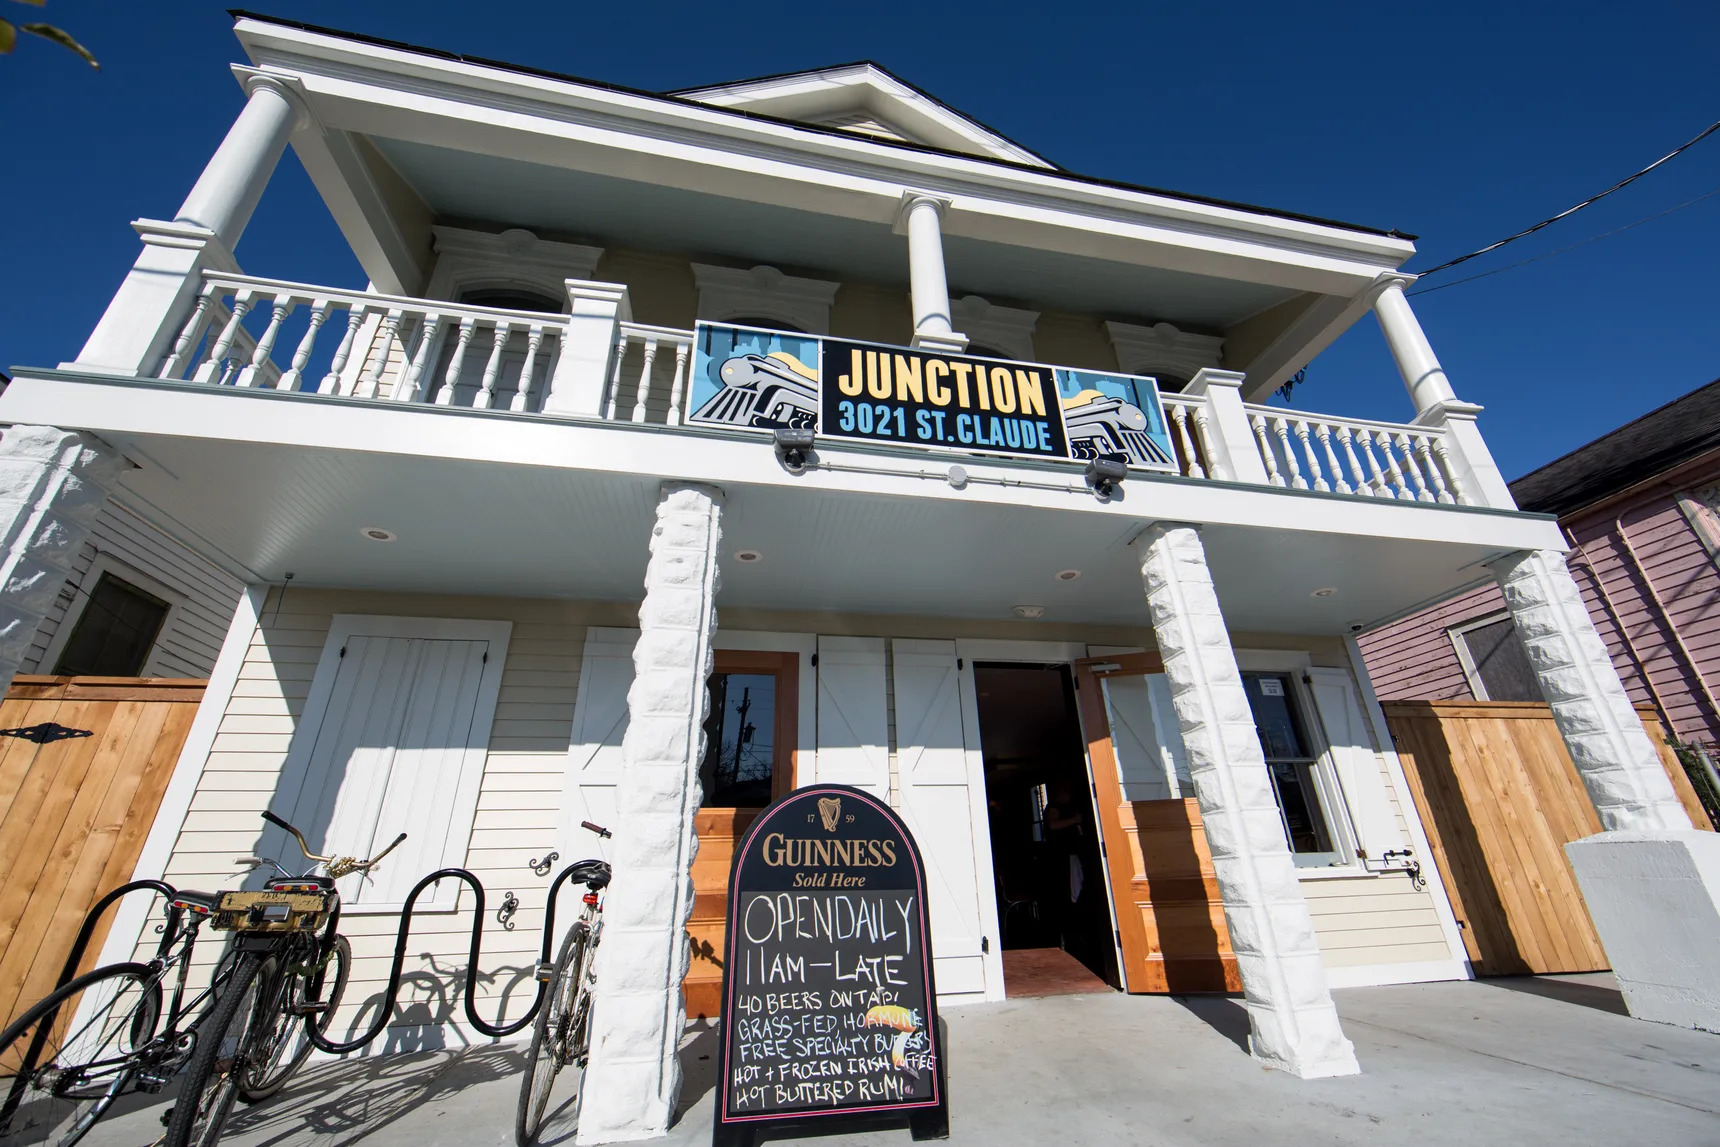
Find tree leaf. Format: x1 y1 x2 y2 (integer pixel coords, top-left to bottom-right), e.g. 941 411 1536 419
21 22 97 67
0 20 15 54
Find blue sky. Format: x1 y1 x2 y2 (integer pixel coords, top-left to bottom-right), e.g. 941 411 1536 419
4 1 1717 480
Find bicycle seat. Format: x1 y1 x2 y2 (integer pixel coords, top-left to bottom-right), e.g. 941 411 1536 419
563 859 611 890
171 889 220 914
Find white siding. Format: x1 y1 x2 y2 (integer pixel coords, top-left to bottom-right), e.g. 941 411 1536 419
23 500 244 678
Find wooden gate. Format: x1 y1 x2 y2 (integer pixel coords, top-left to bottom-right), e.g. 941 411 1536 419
1383 700 1711 976
0 675 205 1030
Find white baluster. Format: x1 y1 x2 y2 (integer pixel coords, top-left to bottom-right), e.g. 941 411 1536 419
1315 422 1351 494
394 314 443 402
1430 436 1469 506
278 298 330 391
475 322 510 411
1189 402 1225 480
320 308 364 394
1169 404 1205 479
1336 425 1371 497
1415 434 1455 505
632 338 660 423
513 325 546 413
194 290 253 385
1373 430 1407 499
160 281 220 380
1250 412 1284 487
437 318 477 405
666 341 690 426
1293 419 1328 491
1272 416 1307 490
604 332 629 421
357 309 404 399
237 295 291 388
1394 432 1435 502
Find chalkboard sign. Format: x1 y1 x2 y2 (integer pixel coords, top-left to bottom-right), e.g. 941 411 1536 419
713 784 948 1145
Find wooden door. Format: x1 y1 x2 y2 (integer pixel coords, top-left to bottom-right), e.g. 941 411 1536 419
1074 655 1239 993
0 676 205 1031
686 650 799 1019
1382 700 1708 976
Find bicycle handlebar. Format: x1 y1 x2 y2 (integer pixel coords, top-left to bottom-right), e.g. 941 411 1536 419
262 810 408 874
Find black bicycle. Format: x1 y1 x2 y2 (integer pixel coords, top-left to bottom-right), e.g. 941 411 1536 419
0 810 399 1147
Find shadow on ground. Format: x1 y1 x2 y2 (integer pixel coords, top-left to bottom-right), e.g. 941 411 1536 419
1172 994 1251 1052
1482 974 1629 1016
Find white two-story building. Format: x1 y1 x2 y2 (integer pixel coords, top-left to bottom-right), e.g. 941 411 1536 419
0 13 1697 1142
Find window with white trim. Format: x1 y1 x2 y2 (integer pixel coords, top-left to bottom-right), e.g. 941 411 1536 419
1450 613 1545 702
1241 671 1352 867
52 572 171 677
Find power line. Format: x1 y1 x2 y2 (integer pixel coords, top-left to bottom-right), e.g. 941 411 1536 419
1414 116 1720 278
1408 185 1720 296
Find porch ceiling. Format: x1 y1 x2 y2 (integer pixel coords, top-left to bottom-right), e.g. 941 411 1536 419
106 429 1501 635
369 137 1295 331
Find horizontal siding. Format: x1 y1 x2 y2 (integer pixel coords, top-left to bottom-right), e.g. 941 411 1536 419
1355 583 1500 701
1302 874 1452 967
23 501 245 678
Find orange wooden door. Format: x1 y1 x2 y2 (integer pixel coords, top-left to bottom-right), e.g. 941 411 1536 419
684 651 799 1019
0 676 205 1030
1074 655 1239 994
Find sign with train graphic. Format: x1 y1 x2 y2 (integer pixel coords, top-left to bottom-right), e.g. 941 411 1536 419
687 322 1178 471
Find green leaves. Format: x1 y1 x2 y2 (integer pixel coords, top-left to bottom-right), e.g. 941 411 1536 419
1 1 99 68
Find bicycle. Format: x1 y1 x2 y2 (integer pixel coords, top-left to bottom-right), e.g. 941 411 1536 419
0 810 400 1147
515 820 613 1146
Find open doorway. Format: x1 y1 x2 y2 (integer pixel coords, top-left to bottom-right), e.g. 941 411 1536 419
973 662 1121 996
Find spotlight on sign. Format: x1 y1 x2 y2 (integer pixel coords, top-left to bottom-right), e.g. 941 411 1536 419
1083 457 1128 499
773 428 816 473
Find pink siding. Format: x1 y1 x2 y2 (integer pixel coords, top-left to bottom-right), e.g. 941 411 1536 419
1356 582 1502 701
1566 487 1720 747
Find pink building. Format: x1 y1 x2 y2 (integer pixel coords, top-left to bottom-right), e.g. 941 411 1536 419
1359 378 1720 764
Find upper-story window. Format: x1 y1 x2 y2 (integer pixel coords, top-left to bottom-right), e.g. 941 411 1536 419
459 288 562 313
692 264 838 335
53 572 170 677
1450 614 1545 702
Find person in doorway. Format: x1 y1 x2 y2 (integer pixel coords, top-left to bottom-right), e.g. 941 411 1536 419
1040 779 1087 951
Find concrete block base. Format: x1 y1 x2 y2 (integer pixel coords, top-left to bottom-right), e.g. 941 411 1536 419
1566 831 1720 1032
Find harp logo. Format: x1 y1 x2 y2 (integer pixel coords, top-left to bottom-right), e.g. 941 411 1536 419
818 796 842 833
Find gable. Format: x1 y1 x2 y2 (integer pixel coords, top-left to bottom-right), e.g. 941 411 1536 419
671 62 1055 169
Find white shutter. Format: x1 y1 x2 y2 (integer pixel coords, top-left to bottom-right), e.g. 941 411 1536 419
1306 666 1404 860
559 627 637 863
814 636 888 796
892 639 990 999
277 616 508 910
1101 674 1193 800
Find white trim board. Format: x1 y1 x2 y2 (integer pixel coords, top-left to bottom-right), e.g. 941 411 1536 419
715 629 817 780
87 584 267 973
1323 958 1471 990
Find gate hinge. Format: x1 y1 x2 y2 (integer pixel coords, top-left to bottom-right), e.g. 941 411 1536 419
0 721 94 745
980 936 989 953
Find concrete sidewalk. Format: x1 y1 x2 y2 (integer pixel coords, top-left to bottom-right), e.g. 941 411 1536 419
81 975 1720 1146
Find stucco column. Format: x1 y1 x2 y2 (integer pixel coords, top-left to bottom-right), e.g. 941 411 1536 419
1135 522 1359 1079
1372 277 1458 415
0 427 127 692
579 482 724 1143
896 193 967 354
1494 549 1691 831
175 69 309 250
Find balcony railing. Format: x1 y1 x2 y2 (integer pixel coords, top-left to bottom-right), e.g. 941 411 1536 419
143 270 1481 507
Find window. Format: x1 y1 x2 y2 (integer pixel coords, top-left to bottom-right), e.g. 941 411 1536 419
1242 672 1345 866
700 650 799 808
52 572 170 677
1451 614 1545 702
724 317 803 334
457 288 562 313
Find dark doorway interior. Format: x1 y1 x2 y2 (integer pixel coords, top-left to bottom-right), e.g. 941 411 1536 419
973 663 1120 992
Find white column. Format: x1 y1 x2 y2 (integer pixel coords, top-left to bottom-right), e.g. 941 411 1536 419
175 69 308 250
0 427 127 692
1184 368 1270 484
896 193 967 354
543 280 632 419
1493 549 1691 832
1372 277 1458 415
579 482 724 1143
1135 522 1359 1079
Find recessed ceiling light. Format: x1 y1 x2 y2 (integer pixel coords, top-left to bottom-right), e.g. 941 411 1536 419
361 527 397 542
1055 569 1082 582
1310 587 1336 597
734 550 763 563
1013 605 1046 619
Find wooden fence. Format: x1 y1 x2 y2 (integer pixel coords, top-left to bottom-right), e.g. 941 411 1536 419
0 676 205 1031
1383 700 1711 976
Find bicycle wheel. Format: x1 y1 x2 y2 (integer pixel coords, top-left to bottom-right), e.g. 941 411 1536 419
238 934 350 1104
0 962 163 1147
164 952 275 1147
515 922 595 1146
